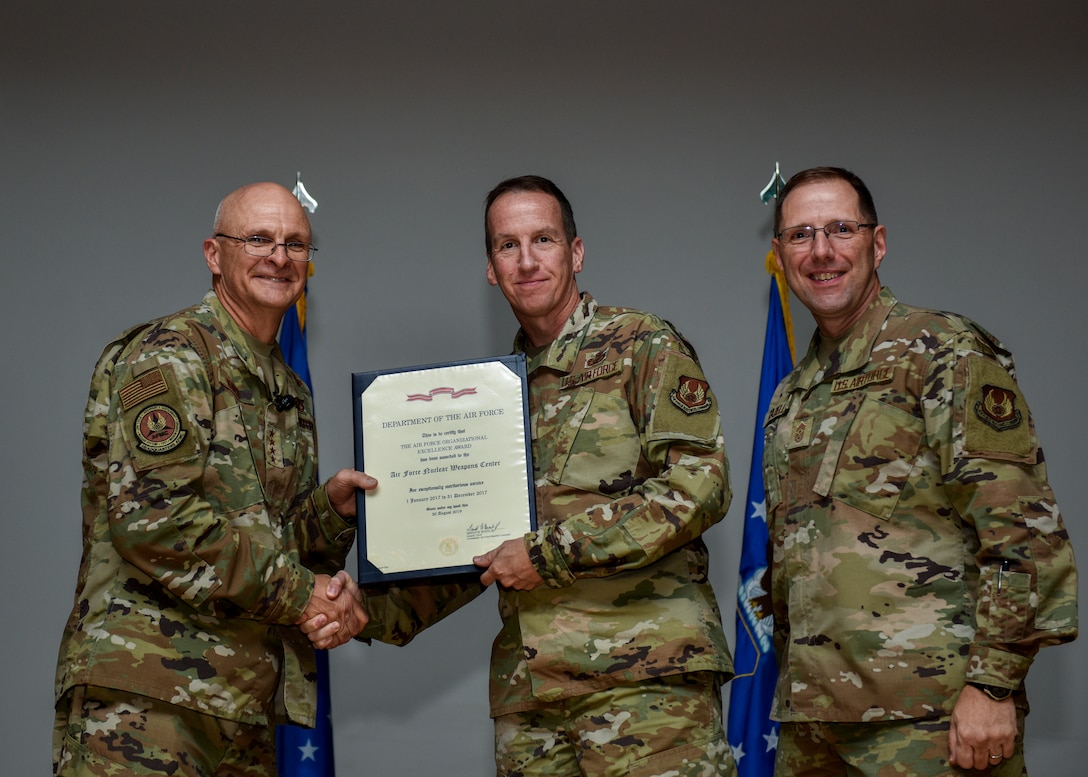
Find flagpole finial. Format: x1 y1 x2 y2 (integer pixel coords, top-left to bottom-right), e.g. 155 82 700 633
292 172 319 214
759 162 786 205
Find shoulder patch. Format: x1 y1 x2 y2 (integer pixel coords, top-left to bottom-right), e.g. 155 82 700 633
963 356 1034 459
133 404 187 454
669 375 712 415
119 362 201 469
975 385 1022 431
651 354 719 440
118 368 169 410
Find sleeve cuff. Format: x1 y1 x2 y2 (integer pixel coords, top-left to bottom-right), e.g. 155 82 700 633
526 529 576 588
268 563 316 625
313 483 358 538
965 644 1034 688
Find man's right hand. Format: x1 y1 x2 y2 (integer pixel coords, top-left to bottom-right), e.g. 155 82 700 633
298 570 367 649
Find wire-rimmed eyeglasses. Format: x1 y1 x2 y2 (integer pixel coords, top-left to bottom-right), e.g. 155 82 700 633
776 221 876 246
215 233 317 263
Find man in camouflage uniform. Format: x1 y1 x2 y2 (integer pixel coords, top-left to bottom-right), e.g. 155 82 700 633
473 175 735 776
54 182 374 777
763 167 1078 775
341 175 736 775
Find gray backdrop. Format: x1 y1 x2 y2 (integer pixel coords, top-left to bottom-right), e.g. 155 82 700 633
4 2 1085 775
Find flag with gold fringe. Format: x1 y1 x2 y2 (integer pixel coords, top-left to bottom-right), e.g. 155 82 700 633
726 251 794 775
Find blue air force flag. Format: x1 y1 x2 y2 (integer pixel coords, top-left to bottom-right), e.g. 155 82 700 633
726 272 794 775
277 290 336 777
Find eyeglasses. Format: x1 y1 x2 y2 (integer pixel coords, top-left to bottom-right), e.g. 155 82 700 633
215 233 317 263
776 221 876 246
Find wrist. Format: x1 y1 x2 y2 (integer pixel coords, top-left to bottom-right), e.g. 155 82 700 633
967 682 1014 701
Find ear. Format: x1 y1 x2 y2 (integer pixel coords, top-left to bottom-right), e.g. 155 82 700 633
571 236 585 274
871 224 887 270
485 257 498 286
204 237 222 276
771 238 785 273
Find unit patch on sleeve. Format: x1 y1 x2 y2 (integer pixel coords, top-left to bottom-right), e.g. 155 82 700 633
976 385 1021 431
120 362 201 468
670 375 712 415
963 356 1034 459
134 404 187 454
651 355 720 441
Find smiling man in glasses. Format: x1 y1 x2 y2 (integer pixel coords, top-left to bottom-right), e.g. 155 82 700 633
763 167 1078 775
54 182 375 777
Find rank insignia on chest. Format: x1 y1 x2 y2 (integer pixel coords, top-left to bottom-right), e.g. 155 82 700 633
975 384 1023 431
583 349 608 368
788 417 812 450
133 404 187 454
669 375 712 415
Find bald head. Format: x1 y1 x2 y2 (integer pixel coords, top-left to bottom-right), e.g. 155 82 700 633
213 182 311 237
204 181 314 343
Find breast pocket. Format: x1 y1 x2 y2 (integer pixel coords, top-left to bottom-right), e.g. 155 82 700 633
206 401 265 512
762 421 784 515
829 397 923 520
545 388 641 495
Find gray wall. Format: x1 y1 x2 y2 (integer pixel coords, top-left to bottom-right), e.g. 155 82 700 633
5 2 1085 774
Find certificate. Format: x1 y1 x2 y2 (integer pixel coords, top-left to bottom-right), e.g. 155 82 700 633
352 354 537 583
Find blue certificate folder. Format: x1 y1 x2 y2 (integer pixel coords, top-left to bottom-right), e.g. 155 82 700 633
352 354 537 584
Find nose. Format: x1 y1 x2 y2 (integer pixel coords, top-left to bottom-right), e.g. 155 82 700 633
266 243 292 264
811 229 835 259
516 246 538 269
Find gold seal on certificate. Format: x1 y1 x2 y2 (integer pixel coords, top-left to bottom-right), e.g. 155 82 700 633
352 354 537 583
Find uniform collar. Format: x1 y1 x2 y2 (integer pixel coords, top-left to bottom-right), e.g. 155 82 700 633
514 292 597 375
787 286 898 392
202 289 284 387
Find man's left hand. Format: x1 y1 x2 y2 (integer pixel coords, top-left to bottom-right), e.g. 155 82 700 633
325 469 377 518
474 539 544 591
948 684 1017 770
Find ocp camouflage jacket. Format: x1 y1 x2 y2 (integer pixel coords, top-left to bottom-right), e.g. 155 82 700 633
55 291 355 727
491 293 735 715
764 287 1078 723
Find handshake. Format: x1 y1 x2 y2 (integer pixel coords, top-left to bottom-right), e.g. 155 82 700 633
297 570 366 650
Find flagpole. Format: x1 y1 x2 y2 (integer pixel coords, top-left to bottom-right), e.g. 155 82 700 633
726 167 795 776
276 174 336 777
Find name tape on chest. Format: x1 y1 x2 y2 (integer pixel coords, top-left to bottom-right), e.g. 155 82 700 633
831 366 894 394
560 359 619 390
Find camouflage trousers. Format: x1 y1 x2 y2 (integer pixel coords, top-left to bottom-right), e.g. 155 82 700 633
775 712 1027 777
53 685 278 777
494 671 735 777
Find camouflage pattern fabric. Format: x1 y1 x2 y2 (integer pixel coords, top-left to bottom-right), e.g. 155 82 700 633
491 293 734 715
494 672 734 777
357 575 486 646
55 291 357 732
54 685 277 776
776 712 1027 777
763 287 1078 724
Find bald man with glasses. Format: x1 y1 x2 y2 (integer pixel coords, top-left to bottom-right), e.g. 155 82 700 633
54 182 375 777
